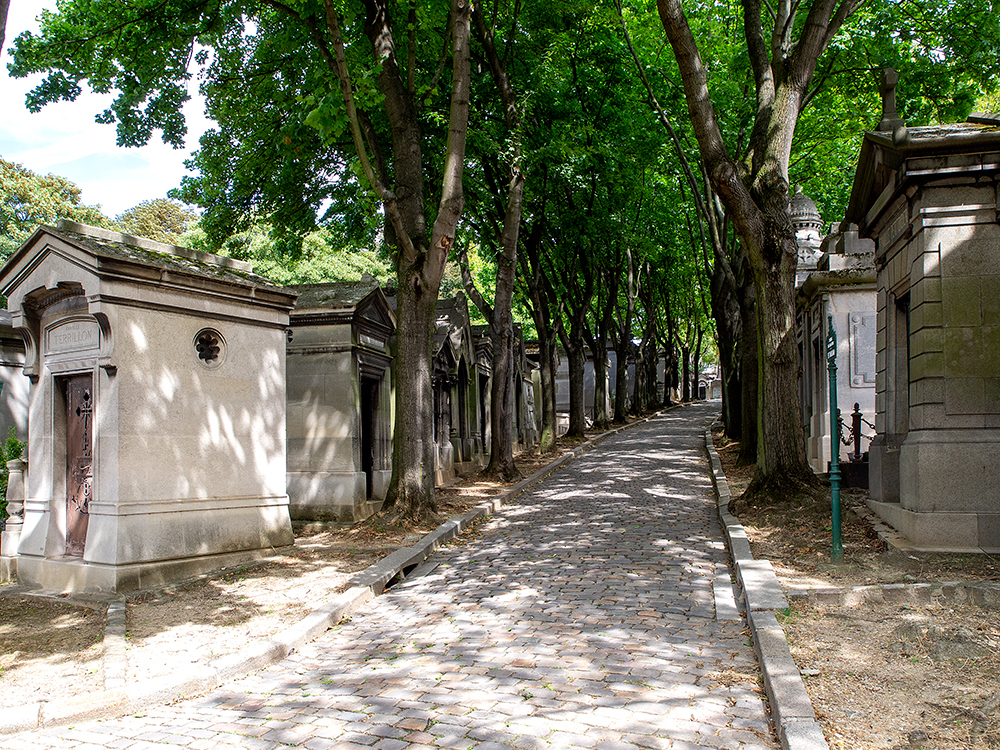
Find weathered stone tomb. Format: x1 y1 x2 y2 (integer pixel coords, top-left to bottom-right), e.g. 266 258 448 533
433 294 485 482
796 218 878 476
285 279 395 522
846 97 1000 549
0 220 297 592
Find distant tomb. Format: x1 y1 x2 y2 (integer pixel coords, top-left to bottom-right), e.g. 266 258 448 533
0 221 296 593
285 279 395 522
796 217 877 476
433 294 484 482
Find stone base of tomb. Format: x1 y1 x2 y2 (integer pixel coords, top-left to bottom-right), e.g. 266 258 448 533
0 555 15 583
865 499 1000 553
12 499 294 594
287 470 389 523
1 525 21 582
868 436 900 504
14 544 295 595
866 429 1000 551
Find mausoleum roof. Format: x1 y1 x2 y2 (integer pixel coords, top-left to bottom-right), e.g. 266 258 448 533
790 187 823 229
40 220 288 292
292 277 381 310
846 113 1000 230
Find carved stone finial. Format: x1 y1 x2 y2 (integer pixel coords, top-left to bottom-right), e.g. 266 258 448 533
878 67 906 133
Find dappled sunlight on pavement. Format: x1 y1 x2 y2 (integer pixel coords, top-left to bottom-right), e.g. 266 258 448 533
9 402 775 750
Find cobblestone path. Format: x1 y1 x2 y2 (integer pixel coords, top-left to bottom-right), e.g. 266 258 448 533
9 402 775 750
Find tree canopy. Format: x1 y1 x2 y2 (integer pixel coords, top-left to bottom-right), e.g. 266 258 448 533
115 198 198 244
0 158 111 258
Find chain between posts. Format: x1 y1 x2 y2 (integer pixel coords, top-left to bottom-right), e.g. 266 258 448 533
826 315 844 564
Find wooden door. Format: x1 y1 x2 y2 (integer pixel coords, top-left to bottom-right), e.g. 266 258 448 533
65 375 93 556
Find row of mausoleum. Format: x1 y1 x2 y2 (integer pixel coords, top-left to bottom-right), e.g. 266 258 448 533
0 221 540 593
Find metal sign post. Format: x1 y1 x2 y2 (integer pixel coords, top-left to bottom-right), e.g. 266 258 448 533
826 315 844 563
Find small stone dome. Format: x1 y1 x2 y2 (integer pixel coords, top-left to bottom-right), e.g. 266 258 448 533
790 186 823 232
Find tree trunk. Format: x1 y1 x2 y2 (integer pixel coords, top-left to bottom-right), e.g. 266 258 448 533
712 280 741 434
519 223 558 452
565 330 587 437
753 239 810 478
681 346 691 402
633 339 649 414
0 0 9 57
537 330 558 452
613 329 631 423
613 245 636 424
692 326 703 399
465 4 524 482
656 0 851 494
349 0 471 520
591 345 609 429
738 274 759 464
486 323 517 477
647 345 661 407
723 362 742 439
386 279 440 517
586 270 616 431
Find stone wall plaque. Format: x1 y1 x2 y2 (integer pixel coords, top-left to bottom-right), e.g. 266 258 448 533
850 313 877 387
46 319 100 356
881 207 908 251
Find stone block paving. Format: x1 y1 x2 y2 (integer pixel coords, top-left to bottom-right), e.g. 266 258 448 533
9 402 775 750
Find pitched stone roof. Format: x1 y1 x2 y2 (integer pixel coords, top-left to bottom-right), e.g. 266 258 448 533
291 277 380 310
37 220 286 292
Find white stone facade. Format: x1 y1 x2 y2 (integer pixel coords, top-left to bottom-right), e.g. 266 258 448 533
796 224 877 475
0 221 296 593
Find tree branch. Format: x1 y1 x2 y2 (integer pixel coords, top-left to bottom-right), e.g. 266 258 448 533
457 244 494 321
427 0 472 276
321 0 416 260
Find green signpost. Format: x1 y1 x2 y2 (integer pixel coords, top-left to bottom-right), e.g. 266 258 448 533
826 315 844 564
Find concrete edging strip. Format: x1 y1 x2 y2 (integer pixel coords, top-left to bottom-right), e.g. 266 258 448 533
704 427 829 750
2 406 679 736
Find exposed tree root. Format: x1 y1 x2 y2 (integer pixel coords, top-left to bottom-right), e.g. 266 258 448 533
480 464 523 483
370 497 434 529
729 468 826 516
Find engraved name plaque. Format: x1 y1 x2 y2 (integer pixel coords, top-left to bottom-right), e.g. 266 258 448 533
46 320 101 355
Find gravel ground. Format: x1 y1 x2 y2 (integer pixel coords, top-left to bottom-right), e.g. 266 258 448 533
715 430 1000 750
0 440 580 711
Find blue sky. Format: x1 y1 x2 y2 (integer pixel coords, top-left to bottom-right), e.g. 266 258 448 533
1 3 209 217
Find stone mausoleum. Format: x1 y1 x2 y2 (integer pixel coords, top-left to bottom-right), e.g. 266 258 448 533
846 79 1000 549
796 212 878 477
0 220 297 593
285 279 395 522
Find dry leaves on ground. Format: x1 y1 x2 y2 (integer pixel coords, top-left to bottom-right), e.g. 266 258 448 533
0 437 585 711
714 428 1000 750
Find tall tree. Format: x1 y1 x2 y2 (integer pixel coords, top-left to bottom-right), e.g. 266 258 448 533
116 198 198 244
9 0 473 520
651 0 1000 495
518 214 559 453
617 0 754 444
0 158 111 258
331 0 472 520
456 1 527 482
655 0 859 495
0 0 9 57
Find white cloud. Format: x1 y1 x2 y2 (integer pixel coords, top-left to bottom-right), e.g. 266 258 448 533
0 2 211 217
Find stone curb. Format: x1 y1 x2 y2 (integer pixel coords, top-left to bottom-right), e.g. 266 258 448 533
787 579 1000 609
1 405 680 737
704 427 829 750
